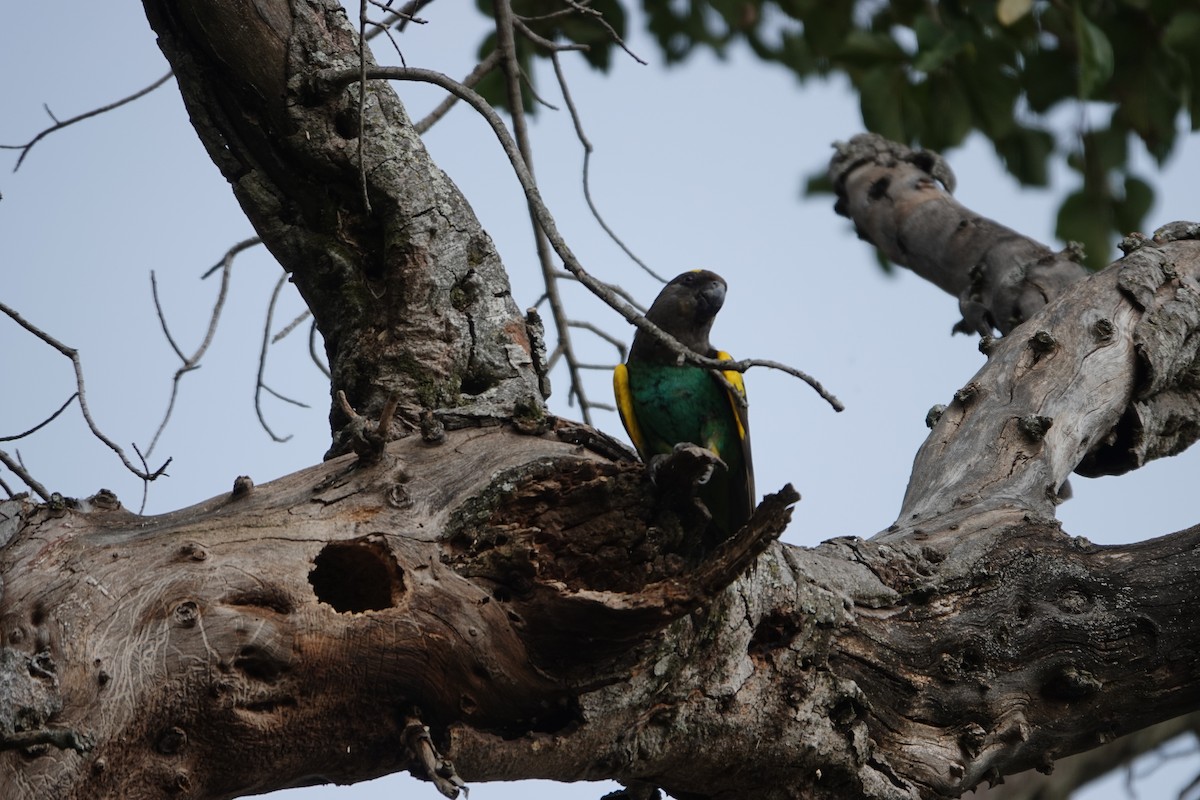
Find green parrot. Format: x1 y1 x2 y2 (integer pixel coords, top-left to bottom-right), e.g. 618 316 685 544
613 269 755 538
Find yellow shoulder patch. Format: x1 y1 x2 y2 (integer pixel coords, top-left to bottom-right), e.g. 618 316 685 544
613 363 648 457
715 350 748 441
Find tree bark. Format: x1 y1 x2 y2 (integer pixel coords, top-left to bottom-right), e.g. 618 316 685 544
4 4 1200 800
140 0 547 455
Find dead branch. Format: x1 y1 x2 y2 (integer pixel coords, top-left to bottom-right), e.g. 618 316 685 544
316 65 843 412
829 132 1090 336
549 51 665 283
1 73 173 171
0 393 78 443
254 274 308 443
0 449 51 502
0 301 170 481
146 237 260 457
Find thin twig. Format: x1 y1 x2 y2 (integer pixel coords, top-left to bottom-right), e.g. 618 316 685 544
316 67 843 412
365 19 408 61
202 236 261 278
0 476 13 498
255 274 298 442
358 0 374 213
562 0 647 65
414 51 500 135
0 393 78 442
513 17 590 52
0 450 52 502
262 384 311 408
132 443 155 515
552 269 646 312
2 73 173 172
272 309 312 344
146 238 258 457
551 52 665 283
568 319 627 360
521 64 560 112
309 320 331 379
0 301 174 478
494 0 594 423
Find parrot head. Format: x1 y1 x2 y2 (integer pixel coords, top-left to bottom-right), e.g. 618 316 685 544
634 270 728 359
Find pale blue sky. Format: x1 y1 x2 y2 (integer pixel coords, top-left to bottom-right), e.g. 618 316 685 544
2 4 1198 799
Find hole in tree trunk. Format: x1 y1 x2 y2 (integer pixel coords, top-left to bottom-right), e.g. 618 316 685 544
309 537 404 613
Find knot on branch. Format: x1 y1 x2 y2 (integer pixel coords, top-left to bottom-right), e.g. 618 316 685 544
331 391 400 463
1079 234 1200 476
829 133 956 207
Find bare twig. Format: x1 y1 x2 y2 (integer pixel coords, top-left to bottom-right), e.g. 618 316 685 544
414 51 501 135
513 17 589 53
358 0 373 213
494 0 594 422
309 320 331 379
0 450 52 502
255 274 301 442
568 319 627 360
0 476 13 498
552 51 665 283
365 19 408 61
131 443 154 515
146 237 260 457
1 73 173 171
0 393 78 442
0 301 174 478
552 269 646 312
561 0 647 65
272 309 312 344
262 384 311 409
315 67 843 412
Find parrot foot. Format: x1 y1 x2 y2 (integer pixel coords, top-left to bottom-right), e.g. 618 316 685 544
647 444 725 492
646 444 728 538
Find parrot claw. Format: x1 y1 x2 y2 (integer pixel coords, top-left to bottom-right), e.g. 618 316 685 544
647 444 725 493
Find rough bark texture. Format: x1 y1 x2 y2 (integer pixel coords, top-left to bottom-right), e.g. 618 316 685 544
141 0 547 453
4 4 1200 800
829 133 1090 336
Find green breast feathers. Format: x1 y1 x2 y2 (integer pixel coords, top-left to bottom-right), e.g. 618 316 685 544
613 270 755 537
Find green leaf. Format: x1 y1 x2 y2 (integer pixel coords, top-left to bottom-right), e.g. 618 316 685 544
837 30 907 66
959 44 1020 137
1085 126 1128 174
1023 47 1076 113
995 126 1055 186
911 15 967 74
858 67 907 141
802 170 833 197
1056 188 1113 270
1074 3 1114 99
1114 174 1154 233
920 74 973 150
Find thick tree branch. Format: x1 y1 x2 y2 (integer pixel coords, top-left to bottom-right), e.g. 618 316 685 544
829 133 1090 336
3 419 1199 799
141 0 545 449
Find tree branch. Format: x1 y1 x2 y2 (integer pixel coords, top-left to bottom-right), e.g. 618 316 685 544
829 133 1090 336
1 73 172 171
315 64 843 412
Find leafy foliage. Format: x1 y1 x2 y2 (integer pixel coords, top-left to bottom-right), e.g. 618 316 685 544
475 1 1199 268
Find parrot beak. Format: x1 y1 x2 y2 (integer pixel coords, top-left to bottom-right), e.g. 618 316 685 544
697 278 726 317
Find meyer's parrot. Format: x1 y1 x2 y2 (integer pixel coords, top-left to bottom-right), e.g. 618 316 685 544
613 269 755 537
